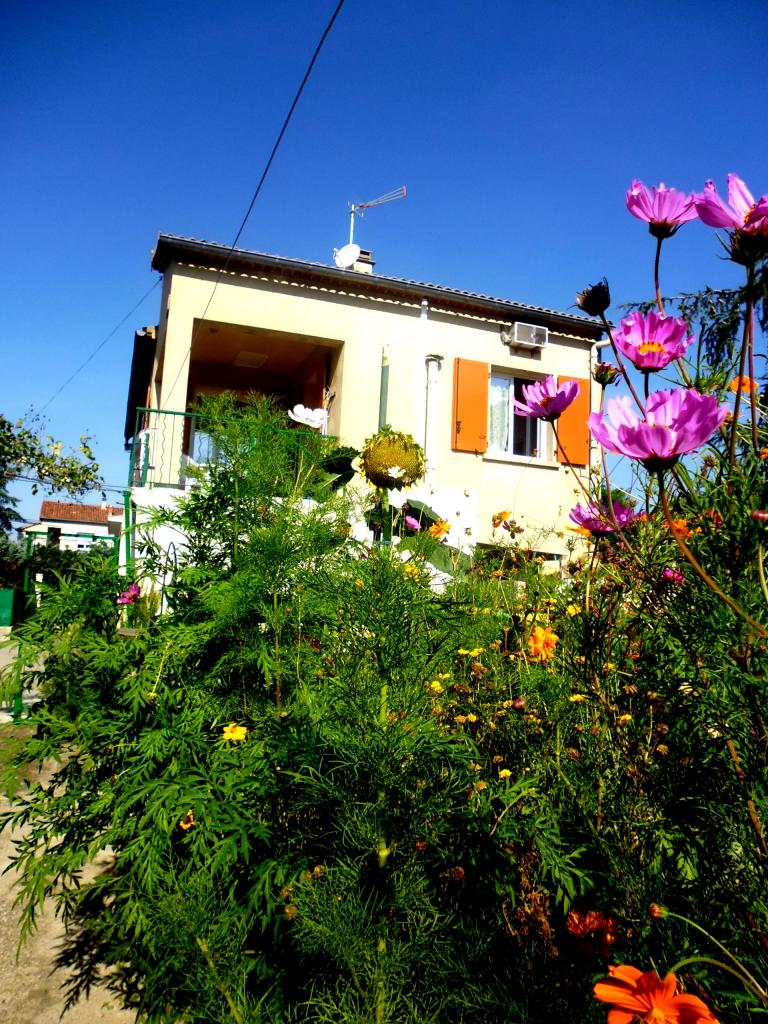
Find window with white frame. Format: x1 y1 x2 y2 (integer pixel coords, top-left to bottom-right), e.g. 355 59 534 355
488 374 542 458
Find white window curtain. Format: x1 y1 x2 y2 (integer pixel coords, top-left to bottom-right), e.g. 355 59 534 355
489 375 540 457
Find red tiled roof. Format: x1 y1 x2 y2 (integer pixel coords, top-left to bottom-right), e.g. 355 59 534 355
40 501 123 525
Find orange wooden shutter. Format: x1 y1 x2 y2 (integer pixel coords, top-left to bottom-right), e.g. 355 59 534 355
557 376 593 468
556 376 590 466
452 358 488 453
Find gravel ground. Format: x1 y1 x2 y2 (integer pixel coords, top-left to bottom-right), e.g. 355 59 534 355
0 631 135 1024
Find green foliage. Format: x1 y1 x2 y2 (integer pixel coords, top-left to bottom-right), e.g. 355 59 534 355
2 392 767 1023
0 412 103 531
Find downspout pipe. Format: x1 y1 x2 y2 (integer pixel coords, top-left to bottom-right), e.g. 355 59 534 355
378 345 390 430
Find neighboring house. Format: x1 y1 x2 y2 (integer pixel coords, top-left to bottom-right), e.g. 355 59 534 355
124 234 606 560
22 501 123 552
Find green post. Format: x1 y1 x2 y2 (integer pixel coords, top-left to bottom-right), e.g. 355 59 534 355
123 490 133 578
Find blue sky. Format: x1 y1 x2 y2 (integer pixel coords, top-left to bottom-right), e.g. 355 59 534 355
2 0 766 523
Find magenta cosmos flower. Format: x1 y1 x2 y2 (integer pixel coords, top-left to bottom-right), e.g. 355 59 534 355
117 582 141 606
513 376 579 422
695 174 768 235
626 180 698 238
588 388 728 472
569 500 638 535
612 311 694 371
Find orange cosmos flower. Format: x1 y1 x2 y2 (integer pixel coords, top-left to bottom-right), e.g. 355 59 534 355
668 518 691 540
593 965 719 1024
491 509 511 529
528 625 558 661
729 375 757 395
428 518 451 539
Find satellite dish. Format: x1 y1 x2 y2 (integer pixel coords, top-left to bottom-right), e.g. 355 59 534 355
334 242 361 269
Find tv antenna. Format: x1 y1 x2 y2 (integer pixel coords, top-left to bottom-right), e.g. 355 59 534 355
333 186 407 269
348 185 407 245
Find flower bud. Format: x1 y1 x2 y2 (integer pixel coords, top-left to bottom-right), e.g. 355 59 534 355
751 510 768 523
593 362 620 388
576 278 611 317
648 903 667 920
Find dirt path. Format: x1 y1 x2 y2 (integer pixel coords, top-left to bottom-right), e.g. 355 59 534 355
0 635 135 1023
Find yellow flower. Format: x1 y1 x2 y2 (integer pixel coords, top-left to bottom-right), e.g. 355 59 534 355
527 626 558 662
427 680 444 695
354 578 364 589
656 744 670 755
428 518 451 539
457 647 484 658
178 809 195 831
569 694 586 703
402 563 421 579
498 768 512 779
491 510 511 529
466 713 478 723
222 722 248 742
566 604 581 617
617 713 633 725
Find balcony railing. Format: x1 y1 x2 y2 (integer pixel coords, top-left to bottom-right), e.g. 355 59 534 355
127 407 332 490
128 408 214 489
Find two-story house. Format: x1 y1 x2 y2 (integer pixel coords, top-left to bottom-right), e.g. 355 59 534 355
124 234 605 563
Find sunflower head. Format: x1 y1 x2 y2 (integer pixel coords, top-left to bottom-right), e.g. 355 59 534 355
359 427 426 491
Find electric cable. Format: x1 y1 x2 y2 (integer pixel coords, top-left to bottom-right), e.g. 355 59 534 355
162 0 347 403
39 278 161 413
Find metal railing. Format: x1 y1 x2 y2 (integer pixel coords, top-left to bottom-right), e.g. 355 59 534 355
127 407 332 490
128 408 213 489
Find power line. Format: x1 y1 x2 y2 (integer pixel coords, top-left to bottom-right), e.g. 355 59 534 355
163 0 347 403
39 278 161 413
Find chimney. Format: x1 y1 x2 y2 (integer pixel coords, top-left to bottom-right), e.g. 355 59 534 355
352 248 376 274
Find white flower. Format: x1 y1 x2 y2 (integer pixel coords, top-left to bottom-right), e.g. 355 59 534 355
288 405 327 430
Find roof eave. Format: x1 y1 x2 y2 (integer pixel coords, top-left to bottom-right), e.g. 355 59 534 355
151 234 605 340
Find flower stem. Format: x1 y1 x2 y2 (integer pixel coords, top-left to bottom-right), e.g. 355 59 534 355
758 544 768 610
728 266 754 466
599 312 645 412
654 236 664 315
667 955 768 1005
662 910 768 1004
657 472 767 637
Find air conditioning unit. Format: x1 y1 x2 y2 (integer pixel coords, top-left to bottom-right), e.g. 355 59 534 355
500 322 549 350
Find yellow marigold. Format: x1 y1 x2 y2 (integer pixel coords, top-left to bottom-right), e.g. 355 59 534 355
569 693 586 703
566 604 581 617
427 680 444 695
222 722 248 742
498 768 512 779
729 375 758 395
466 713 478 723
491 510 511 529
617 713 633 725
428 518 451 539
527 626 558 662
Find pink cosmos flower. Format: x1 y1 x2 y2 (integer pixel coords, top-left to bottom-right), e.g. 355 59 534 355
612 311 694 372
569 501 638 535
404 514 421 531
588 388 728 473
513 376 579 422
663 567 685 584
117 583 141 606
694 174 768 235
626 180 698 238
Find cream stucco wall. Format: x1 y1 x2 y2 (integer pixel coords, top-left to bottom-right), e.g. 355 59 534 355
145 262 601 556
